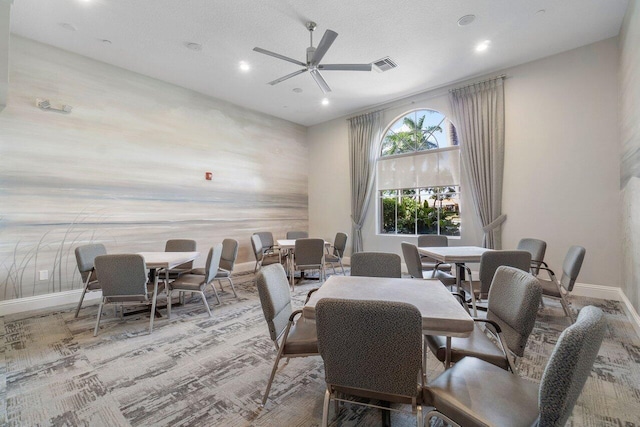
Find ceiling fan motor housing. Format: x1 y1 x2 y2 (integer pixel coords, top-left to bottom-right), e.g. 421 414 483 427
306 46 316 66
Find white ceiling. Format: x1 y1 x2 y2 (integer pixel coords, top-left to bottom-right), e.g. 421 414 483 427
9 0 628 126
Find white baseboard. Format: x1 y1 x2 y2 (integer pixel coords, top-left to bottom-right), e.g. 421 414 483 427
0 288 102 317
2 271 639 339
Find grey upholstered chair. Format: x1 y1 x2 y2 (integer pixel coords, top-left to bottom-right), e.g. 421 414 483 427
256 264 319 407
538 245 586 322
462 250 531 316
286 231 308 239
293 238 326 285
517 238 547 276
192 238 239 301
417 235 452 273
165 239 197 279
93 254 160 336
426 266 542 372
424 305 606 427
74 243 107 318
349 252 401 278
166 244 222 318
254 231 277 252
251 234 280 272
324 232 348 276
315 298 424 427
402 242 456 284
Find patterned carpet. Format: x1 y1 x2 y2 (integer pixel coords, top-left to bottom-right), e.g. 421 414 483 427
1 269 640 426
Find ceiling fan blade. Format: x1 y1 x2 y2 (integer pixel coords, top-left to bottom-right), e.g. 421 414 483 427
319 64 372 71
310 69 331 93
268 68 308 85
253 47 306 67
310 29 338 66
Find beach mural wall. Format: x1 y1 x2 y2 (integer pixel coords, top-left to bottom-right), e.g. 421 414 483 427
0 36 308 301
621 1 640 313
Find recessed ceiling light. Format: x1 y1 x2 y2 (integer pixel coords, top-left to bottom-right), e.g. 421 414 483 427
321 98 329 106
239 61 250 72
59 23 77 31
292 88 303 93
457 15 476 26
475 40 491 52
185 42 202 51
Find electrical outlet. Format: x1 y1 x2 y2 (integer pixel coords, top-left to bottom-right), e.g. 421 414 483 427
39 270 49 281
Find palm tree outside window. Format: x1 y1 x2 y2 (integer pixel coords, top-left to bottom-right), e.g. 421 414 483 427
378 109 461 236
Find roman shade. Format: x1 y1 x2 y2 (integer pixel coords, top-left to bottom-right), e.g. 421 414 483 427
376 147 460 191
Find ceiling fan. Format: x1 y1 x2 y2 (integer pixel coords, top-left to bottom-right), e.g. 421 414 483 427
253 21 372 94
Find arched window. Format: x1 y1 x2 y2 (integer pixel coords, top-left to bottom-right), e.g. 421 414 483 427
377 109 461 236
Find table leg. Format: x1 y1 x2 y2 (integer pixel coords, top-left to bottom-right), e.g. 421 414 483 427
149 271 159 333
445 336 452 369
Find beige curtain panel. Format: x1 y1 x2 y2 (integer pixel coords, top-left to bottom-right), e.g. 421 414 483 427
449 77 506 249
348 111 382 253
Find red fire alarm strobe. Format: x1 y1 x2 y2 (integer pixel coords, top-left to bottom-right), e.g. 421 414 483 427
205 172 213 180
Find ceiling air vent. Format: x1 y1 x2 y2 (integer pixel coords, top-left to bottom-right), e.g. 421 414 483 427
372 57 397 73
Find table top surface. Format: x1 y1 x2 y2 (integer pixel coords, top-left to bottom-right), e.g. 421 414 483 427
277 239 330 249
137 251 200 269
417 246 491 263
303 275 474 337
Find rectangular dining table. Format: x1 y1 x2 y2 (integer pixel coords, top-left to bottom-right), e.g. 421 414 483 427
137 251 200 332
303 275 474 369
276 239 330 286
417 246 491 291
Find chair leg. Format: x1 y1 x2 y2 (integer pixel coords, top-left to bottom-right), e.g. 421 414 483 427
227 277 238 298
416 405 423 427
261 351 284 407
167 288 172 319
209 281 221 305
322 388 332 427
93 301 105 336
74 282 90 318
559 294 573 322
199 291 212 317
149 281 159 334
339 259 345 276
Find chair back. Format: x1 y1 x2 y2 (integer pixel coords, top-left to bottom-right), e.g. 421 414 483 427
94 254 148 299
538 306 606 426
75 243 107 282
204 244 223 284
479 250 531 297
417 235 448 263
251 234 264 262
316 298 423 399
517 238 547 275
401 242 424 279
487 266 542 357
165 239 197 269
350 252 402 278
220 239 239 272
286 231 308 239
255 232 274 249
332 232 348 257
294 238 324 268
256 264 292 342
560 246 586 292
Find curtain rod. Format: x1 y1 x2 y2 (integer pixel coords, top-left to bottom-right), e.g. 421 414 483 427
449 74 506 92
347 73 508 121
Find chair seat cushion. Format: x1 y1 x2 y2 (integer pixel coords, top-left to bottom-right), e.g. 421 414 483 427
325 254 341 263
215 269 231 278
539 278 562 298
426 324 509 370
262 254 281 266
170 274 206 292
283 316 319 355
424 357 539 427
190 267 205 276
87 280 101 291
422 269 455 281
421 261 452 272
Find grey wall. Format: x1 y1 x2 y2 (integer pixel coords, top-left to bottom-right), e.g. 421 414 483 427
0 36 308 300
620 1 640 312
309 38 621 289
